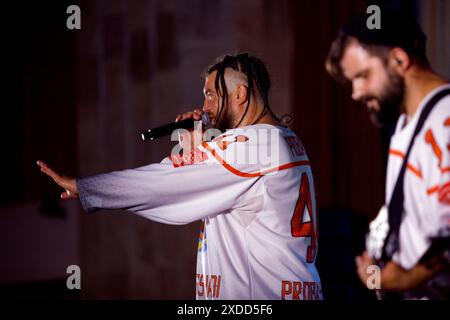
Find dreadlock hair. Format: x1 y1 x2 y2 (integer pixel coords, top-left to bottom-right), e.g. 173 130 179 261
205 53 281 128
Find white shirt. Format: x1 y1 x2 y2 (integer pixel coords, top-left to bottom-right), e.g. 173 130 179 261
77 124 323 299
367 84 450 269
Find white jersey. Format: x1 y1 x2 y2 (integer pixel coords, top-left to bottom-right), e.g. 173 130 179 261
77 123 322 300
367 85 450 269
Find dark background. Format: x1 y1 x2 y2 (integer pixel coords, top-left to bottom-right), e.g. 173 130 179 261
1 0 449 299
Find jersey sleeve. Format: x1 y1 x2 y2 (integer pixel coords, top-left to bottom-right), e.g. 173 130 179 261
423 97 450 238
76 140 264 225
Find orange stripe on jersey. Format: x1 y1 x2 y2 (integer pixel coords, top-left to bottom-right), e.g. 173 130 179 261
424 129 443 166
217 135 249 150
445 118 450 153
438 181 450 204
443 167 450 174
388 149 423 179
202 142 310 178
444 117 450 126
427 185 439 195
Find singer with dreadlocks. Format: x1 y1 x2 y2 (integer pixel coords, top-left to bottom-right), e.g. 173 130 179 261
37 53 322 300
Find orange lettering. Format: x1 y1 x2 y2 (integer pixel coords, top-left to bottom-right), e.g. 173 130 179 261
293 281 302 300
425 129 442 166
281 280 292 300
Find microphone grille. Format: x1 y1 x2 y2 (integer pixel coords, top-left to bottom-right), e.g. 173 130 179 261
201 112 211 126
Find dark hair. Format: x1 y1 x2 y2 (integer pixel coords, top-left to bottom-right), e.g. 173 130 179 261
205 53 279 128
325 11 429 83
326 33 393 83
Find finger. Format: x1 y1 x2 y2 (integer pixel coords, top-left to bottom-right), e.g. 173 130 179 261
37 160 50 171
357 270 368 285
61 190 78 200
42 165 61 183
37 161 61 181
61 190 77 200
192 109 203 120
176 113 192 122
362 252 374 265
179 112 198 121
176 113 190 122
61 191 70 199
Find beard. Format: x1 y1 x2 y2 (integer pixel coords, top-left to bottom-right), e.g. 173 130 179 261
364 70 405 128
213 98 244 132
213 103 232 133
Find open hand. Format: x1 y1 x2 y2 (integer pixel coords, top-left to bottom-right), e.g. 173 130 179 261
37 160 79 200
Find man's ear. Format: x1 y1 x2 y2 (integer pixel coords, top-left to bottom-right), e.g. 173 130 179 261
389 47 410 75
235 85 249 105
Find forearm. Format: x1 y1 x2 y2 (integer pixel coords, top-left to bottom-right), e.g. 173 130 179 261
381 260 444 291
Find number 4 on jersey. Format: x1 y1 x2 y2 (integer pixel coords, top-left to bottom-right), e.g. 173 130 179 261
291 173 318 263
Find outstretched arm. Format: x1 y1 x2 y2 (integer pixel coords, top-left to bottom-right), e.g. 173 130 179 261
36 109 203 202
37 160 79 200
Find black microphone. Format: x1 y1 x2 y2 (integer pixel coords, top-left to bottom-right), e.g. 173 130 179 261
141 112 211 141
